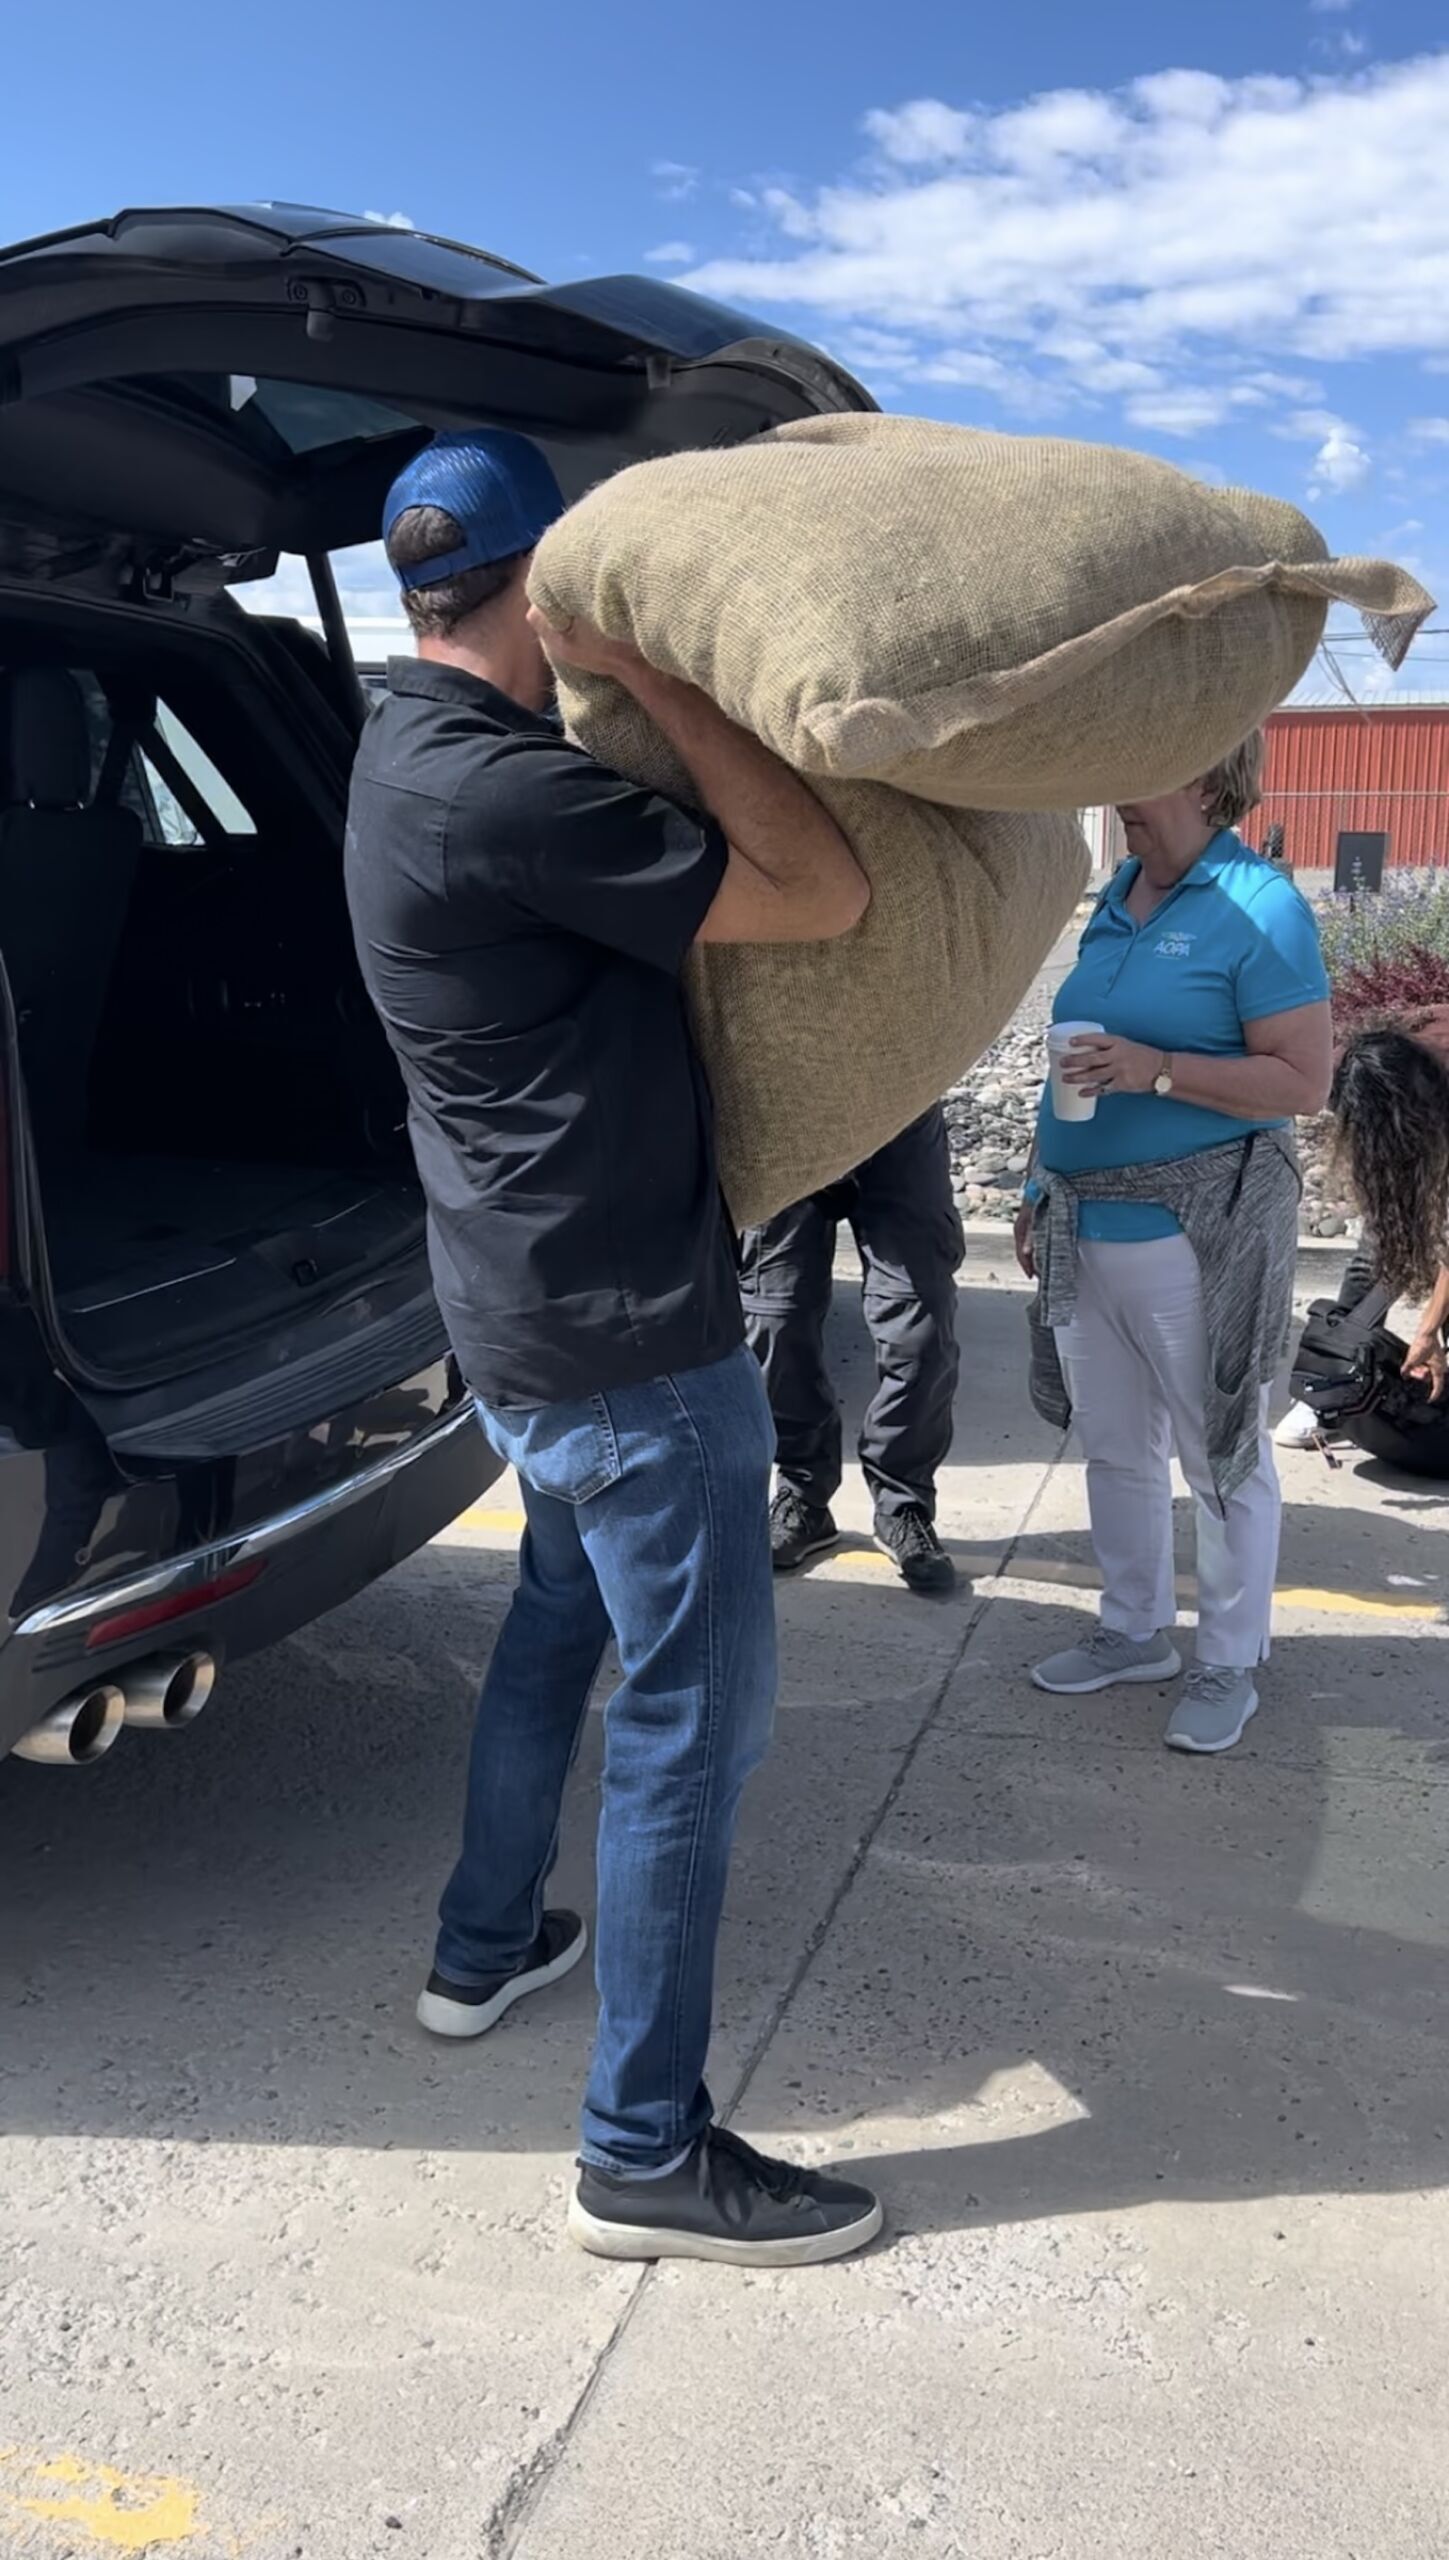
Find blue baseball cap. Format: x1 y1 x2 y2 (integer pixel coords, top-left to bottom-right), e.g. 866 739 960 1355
382 429 566 591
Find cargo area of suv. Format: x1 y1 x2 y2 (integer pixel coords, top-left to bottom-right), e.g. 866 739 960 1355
0 203 869 1409
0 603 421 1384
0 202 874 1765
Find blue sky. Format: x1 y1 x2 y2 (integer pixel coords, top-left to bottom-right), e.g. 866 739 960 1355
6 0 1447 688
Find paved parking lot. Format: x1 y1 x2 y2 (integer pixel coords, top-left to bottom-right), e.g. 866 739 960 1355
3 1243 1447 2559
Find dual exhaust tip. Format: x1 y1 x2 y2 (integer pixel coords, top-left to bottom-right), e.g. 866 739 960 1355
12 1652 216 1767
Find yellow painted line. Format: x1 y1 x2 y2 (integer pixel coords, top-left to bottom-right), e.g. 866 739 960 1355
441 1511 1438 1617
1275 1585 1434 1619
454 1503 526 1534
0 2450 203 2551
445 1515 903 1578
1003 1565 1435 1620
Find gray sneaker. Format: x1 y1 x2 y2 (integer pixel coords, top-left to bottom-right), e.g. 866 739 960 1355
1032 1625 1182 1695
1165 1666 1259 1755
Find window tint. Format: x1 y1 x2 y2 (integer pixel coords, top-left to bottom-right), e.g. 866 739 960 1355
67 670 257 848
145 705 256 844
128 372 415 460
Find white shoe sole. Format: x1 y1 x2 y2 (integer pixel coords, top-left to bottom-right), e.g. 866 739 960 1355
566 2191 884 2267
416 1921 588 2040
1165 1692 1259 1755
1033 1646 1182 1695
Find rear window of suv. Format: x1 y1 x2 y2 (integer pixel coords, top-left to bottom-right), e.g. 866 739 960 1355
71 672 257 847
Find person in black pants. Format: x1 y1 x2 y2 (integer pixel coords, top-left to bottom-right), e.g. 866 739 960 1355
741 1105 964 1593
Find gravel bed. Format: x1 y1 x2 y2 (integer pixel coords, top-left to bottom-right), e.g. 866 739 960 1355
946 976 1354 1239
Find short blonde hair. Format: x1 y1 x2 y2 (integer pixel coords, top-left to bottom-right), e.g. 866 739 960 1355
1201 729 1265 832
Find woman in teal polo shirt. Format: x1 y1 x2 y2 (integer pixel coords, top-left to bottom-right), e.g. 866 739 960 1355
1015 732 1332 1754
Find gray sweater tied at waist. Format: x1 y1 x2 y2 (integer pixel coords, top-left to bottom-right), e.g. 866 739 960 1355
1027 1127 1303 1508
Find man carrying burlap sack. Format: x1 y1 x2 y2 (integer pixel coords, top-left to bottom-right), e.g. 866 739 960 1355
344 430 882 2268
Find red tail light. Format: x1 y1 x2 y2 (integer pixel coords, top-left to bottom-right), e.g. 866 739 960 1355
85 1560 266 1651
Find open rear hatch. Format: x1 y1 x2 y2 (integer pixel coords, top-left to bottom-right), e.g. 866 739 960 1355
0 205 872 1454
0 203 870 586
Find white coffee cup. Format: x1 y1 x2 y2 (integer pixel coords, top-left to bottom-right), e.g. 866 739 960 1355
1047 1020 1106 1123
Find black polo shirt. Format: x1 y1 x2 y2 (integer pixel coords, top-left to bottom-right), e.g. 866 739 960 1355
344 659 743 1406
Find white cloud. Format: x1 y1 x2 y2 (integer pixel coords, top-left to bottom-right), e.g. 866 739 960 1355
1410 418 1449 444
1308 426 1372 496
825 329 1066 413
759 186 819 240
1309 0 1353 12
1130 67 1231 124
988 88 1128 170
683 53 1449 426
1125 385 1234 436
1355 654 1403 701
1281 406 1360 443
1274 404 1375 499
863 99 975 166
1239 368 1322 403
363 209 414 230
1313 22 1369 60
645 240 696 265
910 349 1065 413
652 160 701 202
241 542 402 626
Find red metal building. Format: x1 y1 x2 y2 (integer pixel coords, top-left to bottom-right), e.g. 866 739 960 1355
1259 694 1449 871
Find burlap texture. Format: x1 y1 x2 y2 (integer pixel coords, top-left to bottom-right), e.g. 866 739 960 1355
540 665 1088 1226
688 792 1088 1225
531 413 1434 812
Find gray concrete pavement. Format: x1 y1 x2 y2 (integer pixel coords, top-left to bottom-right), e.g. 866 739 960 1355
2 1258 1447 2560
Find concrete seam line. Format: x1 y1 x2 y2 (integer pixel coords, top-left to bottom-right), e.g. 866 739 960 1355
488 2267 657 2559
719 1433 1072 2128
497 1435 1071 2557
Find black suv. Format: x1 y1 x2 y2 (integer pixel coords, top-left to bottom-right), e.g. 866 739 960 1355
0 204 869 1769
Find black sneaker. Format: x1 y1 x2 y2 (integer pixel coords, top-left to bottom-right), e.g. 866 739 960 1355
875 1505 955 1594
416 1910 587 2040
769 1490 840 1574
568 2125 884 2267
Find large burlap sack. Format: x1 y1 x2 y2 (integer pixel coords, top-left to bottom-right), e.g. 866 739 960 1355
530 414 1433 811
687 792 1087 1225
534 658 1088 1224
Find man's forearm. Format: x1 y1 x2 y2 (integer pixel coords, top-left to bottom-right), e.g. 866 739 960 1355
627 665 862 904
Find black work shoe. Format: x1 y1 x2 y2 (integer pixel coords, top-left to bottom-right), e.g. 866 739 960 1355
875 1505 956 1594
769 1490 840 1574
568 2125 884 2267
416 1910 587 2040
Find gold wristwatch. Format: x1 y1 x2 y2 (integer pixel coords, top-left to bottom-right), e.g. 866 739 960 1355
1152 1052 1175 1097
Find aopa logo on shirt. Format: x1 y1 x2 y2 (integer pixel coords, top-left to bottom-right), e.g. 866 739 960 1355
1153 931 1195 958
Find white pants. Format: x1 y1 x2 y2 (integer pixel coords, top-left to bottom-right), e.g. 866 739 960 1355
1053 1233 1281 1669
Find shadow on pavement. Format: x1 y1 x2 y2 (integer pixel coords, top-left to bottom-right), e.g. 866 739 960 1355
782 1611 1449 2239
3 1263 1445 2252
3 1541 1445 2228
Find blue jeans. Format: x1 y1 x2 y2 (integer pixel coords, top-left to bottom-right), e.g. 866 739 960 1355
434 1345 778 2174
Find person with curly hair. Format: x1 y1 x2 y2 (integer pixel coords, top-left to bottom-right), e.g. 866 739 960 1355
1278 1029 1449 1436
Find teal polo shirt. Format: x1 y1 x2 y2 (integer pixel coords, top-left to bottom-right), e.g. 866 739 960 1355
1036 831 1329 1241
